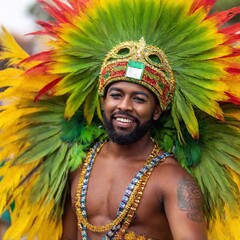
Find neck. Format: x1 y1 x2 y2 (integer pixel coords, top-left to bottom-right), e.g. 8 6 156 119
104 134 156 161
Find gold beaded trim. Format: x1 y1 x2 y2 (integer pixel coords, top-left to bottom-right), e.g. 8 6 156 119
113 167 154 239
123 232 151 240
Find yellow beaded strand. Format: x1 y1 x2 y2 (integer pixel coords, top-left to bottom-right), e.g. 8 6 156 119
113 166 154 239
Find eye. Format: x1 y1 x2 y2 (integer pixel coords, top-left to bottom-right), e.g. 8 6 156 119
133 96 146 103
109 92 122 99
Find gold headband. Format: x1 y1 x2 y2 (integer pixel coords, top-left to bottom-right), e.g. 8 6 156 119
99 38 175 111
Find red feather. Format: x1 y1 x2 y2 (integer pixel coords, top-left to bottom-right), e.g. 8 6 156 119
24 62 51 75
38 0 69 23
32 0 90 37
226 93 240 105
36 20 55 36
225 48 240 58
220 23 240 35
52 0 78 16
69 0 89 14
21 51 53 64
52 0 73 12
35 77 62 101
224 35 240 45
29 30 51 36
190 0 216 13
209 7 240 26
220 23 240 44
226 68 240 75
25 20 56 37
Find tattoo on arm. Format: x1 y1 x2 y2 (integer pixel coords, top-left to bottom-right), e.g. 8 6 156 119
177 177 204 223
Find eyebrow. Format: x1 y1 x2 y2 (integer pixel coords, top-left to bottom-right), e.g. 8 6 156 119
108 87 150 98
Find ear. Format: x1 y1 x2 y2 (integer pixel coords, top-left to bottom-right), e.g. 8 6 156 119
153 104 161 121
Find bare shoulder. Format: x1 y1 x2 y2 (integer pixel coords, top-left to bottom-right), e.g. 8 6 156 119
153 153 202 204
154 151 195 178
152 153 205 222
153 153 191 181
149 153 208 239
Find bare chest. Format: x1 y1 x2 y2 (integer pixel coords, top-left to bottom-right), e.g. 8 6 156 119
72 155 173 239
88 167 134 219
77 158 161 226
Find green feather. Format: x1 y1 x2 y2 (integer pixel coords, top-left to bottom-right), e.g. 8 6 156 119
46 144 69 204
181 88 223 119
174 90 199 138
65 78 96 119
84 87 99 124
60 110 85 143
14 135 62 165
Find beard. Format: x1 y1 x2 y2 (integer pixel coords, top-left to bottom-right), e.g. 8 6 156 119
103 111 154 145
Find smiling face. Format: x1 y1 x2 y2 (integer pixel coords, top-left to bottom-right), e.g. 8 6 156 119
103 81 161 145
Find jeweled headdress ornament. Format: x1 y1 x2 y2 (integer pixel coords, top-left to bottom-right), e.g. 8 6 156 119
99 38 175 111
0 0 240 239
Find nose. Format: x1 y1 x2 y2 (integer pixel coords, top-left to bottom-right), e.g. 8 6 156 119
117 96 133 111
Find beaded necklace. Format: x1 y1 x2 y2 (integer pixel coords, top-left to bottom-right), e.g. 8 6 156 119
75 141 173 239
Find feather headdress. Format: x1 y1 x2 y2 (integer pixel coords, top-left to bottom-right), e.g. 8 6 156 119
0 0 240 239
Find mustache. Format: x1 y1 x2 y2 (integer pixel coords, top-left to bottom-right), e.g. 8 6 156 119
110 110 140 125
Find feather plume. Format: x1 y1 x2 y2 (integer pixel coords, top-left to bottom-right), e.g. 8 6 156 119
0 0 240 239
0 27 29 66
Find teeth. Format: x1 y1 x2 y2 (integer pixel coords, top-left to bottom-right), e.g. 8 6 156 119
116 117 132 123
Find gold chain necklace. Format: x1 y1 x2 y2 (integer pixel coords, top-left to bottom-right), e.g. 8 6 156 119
75 141 160 233
113 167 154 239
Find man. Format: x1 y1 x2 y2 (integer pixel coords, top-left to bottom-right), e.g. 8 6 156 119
0 0 240 239
61 79 208 239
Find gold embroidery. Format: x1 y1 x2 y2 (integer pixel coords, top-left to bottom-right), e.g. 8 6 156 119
124 231 152 240
99 38 175 111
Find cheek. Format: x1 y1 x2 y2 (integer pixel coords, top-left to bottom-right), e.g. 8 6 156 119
140 102 160 121
103 99 115 114
136 106 155 121
104 95 121 109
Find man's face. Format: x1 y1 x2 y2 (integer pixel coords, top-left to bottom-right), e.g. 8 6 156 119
103 81 161 145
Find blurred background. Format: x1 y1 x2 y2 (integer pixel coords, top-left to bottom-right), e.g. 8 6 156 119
0 0 239 238
0 0 239 56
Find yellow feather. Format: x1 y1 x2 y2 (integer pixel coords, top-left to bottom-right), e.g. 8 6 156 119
4 176 62 240
208 207 240 240
0 27 29 65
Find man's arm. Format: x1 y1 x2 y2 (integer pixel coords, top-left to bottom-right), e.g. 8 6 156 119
162 163 208 240
61 192 78 240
